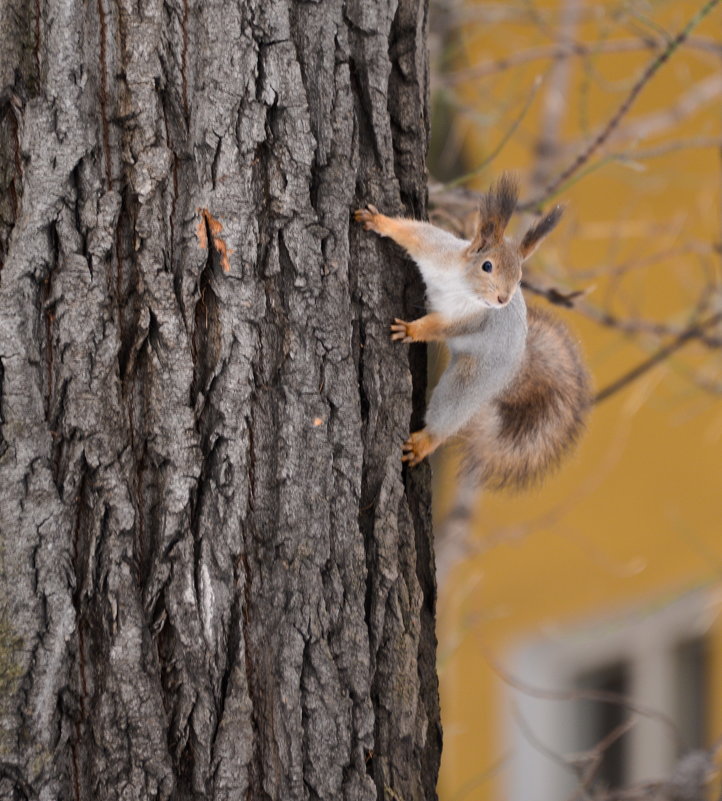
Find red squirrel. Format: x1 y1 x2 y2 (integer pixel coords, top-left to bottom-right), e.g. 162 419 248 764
355 174 591 489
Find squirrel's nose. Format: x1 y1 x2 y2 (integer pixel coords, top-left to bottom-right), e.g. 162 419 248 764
497 294 509 305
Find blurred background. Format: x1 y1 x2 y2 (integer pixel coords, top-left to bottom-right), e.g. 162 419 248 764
425 1 722 799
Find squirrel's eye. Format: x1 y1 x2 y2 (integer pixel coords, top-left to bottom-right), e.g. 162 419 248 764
482 260 493 273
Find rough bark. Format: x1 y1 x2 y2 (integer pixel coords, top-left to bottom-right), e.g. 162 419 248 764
0 1 439 800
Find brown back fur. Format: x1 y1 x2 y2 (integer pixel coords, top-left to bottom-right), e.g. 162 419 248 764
462 305 591 490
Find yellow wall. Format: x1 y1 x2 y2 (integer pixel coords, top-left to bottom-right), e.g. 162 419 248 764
435 2 722 799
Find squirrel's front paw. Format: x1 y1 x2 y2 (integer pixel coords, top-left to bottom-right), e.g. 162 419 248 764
354 204 382 233
401 429 438 467
390 318 415 343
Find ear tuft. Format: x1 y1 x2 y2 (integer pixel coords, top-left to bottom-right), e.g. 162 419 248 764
519 204 564 259
469 172 519 253
484 172 519 233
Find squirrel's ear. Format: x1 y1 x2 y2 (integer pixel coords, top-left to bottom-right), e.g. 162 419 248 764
519 204 564 259
468 173 519 254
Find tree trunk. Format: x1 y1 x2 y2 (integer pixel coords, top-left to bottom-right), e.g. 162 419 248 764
0 1 439 800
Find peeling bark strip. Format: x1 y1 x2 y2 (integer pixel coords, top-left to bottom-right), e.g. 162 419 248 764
196 208 232 273
0 1 438 801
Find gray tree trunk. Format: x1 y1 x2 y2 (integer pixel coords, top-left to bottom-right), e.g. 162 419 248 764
0 1 440 800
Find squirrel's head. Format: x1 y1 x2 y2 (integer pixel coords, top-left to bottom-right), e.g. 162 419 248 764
464 173 564 308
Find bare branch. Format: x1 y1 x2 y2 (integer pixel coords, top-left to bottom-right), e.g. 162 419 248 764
594 311 722 404
557 75 722 155
522 276 722 348
521 277 589 308
519 0 722 212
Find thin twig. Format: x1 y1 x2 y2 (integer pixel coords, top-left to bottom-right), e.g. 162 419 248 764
566 717 638 801
519 0 722 212
594 311 722 404
480 643 685 749
554 74 722 158
615 135 722 162
512 702 595 801
522 277 722 349
574 242 716 281
577 303 722 350
440 36 722 84
444 76 542 188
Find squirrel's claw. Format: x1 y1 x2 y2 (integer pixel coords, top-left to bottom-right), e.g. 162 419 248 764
354 204 381 232
401 430 437 466
390 318 414 343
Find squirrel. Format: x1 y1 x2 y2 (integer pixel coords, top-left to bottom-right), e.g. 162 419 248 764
354 173 591 490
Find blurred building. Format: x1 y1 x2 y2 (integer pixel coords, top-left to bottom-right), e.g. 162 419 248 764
431 2 722 799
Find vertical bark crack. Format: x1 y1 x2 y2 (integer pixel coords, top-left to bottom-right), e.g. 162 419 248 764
96 0 112 189
34 0 41 77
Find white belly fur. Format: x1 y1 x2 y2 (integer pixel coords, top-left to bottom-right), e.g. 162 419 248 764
417 257 487 320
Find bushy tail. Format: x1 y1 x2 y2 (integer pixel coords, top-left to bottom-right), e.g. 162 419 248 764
463 306 591 490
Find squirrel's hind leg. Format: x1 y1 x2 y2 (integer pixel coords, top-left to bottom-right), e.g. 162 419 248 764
426 356 485 440
402 356 484 467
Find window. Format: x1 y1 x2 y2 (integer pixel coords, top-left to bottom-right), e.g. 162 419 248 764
675 637 709 753
506 590 715 801
575 660 629 790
